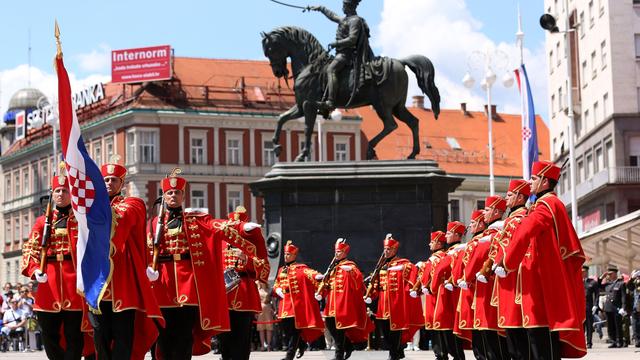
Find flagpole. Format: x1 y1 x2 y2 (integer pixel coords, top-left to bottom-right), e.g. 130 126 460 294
563 0 579 227
516 3 528 179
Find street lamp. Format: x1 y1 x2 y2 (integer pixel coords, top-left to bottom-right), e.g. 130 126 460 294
463 49 514 196
540 9 579 228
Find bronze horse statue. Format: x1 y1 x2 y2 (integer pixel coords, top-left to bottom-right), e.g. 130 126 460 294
261 26 440 161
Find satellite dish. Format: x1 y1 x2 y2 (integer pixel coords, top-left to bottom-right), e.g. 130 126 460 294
540 14 559 33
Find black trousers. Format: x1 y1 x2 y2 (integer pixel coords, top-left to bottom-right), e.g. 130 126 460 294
37 310 84 360
480 330 507 360
526 327 560 360
218 310 255 360
88 301 136 360
156 306 198 360
281 317 305 360
438 330 465 360
505 328 529 360
606 311 623 345
584 308 594 346
325 317 353 359
378 319 403 360
471 330 486 360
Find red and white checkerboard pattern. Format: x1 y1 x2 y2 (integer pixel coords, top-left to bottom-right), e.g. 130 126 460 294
66 165 96 214
522 126 532 141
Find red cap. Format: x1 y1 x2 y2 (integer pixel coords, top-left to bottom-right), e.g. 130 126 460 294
284 240 298 255
334 238 350 253
430 231 446 244
470 210 484 221
485 195 507 212
101 155 126 179
446 221 465 235
383 233 399 249
508 179 531 197
52 162 68 190
161 168 187 192
531 160 561 181
228 206 248 222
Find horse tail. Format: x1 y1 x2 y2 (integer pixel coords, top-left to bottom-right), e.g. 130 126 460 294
400 55 441 119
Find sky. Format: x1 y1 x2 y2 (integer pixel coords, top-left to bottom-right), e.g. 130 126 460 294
0 0 549 121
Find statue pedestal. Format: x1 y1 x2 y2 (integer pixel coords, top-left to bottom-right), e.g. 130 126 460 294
250 160 463 275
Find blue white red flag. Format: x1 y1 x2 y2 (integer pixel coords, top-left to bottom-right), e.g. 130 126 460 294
56 56 112 310
514 64 539 180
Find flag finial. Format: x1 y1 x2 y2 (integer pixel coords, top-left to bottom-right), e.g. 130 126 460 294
54 20 62 59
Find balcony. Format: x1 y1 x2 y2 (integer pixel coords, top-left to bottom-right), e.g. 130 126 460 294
559 167 640 204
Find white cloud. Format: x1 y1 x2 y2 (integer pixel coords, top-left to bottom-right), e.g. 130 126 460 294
0 64 109 115
374 0 548 120
74 44 111 73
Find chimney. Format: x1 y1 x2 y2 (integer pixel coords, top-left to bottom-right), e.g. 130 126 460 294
460 102 470 116
412 95 425 109
483 104 498 120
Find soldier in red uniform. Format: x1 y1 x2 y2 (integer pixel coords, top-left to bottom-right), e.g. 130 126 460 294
455 210 487 359
218 206 270 360
365 235 420 360
273 241 324 360
315 238 370 360
145 170 263 359
21 164 88 360
87 158 164 360
430 222 467 360
499 161 587 358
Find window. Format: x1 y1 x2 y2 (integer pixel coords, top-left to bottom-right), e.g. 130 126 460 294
581 61 587 87
603 93 609 118
476 200 485 210
599 0 604 15
630 136 640 167
226 186 243 214
600 41 607 69
104 136 114 161
588 1 594 27
40 160 49 192
298 137 314 160
227 138 241 165
558 86 564 111
335 142 349 161
593 102 599 124
551 94 556 117
556 42 561 66
92 140 103 166
449 199 460 221
126 132 135 164
595 147 604 172
4 220 11 244
14 172 20 199
22 214 29 240
591 51 597 79
583 110 590 132
574 115 583 139
190 135 206 165
605 139 614 167
127 129 158 164
635 34 640 58
586 153 594 179
579 12 585 37
549 51 554 73
23 168 29 195
577 159 584 183
14 218 20 242
5 175 11 201
262 140 276 167
190 186 207 210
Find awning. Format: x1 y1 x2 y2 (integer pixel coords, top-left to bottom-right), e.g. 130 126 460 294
579 209 640 274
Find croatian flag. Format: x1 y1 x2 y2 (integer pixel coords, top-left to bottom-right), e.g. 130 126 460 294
56 56 112 310
514 64 539 180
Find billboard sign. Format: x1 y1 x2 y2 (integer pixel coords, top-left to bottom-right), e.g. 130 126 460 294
15 110 26 140
111 45 172 84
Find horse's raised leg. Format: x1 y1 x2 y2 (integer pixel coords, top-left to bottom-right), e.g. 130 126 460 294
393 104 421 159
294 101 318 162
272 104 303 157
366 104 398 160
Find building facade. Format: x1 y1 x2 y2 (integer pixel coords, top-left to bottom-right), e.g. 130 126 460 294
544 0 640 233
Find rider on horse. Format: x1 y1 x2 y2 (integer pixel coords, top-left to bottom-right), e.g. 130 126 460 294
309 0 374 112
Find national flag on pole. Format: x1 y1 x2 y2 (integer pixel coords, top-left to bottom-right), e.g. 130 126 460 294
514 64 539 180
56 55 112 310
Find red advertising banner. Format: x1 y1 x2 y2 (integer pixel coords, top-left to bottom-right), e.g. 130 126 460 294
111 45 172 84
581 209 601 232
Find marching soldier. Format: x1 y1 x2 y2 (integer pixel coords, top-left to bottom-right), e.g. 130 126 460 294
89 156 164 360
430 222 467 360
145 170 263 359
583 265 599 349
218 206 270 360
603 265 626 348
21 163 90 360
273 241 324 360
365 234 421 360
315 238 371 360
499 160 587 358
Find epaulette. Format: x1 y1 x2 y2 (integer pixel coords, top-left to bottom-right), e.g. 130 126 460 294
184 211 208 218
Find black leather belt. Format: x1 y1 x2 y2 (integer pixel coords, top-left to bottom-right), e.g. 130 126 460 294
46 254 72 262
158 253 191 263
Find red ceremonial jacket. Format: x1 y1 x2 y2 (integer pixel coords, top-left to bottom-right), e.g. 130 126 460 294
319 259 372 343
148 210 259 355
449 244 471 343
100 196 164 360
274 262 324 342
463 226 499 330
22 209 84 313
456 233 484 331
503 192 586 357
420 250 445 330
490 206 527 328
430 243 464 331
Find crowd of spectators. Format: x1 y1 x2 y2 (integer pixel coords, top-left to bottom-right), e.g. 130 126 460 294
0 281 37 352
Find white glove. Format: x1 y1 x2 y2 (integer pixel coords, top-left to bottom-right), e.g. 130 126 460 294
275 287 285 299
618 308 627 316
34 270 48 284
491 263 498 271
314 293 323 301
409 290 418 298
476 273 487 283
339 265 353 271
364 297 372 304
422 287 431 296
444 283 454 291
592 306 598 314
495 266 507 278
146 267 159 282
458 280 468 290
243 222 261 232
315 274 325 281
